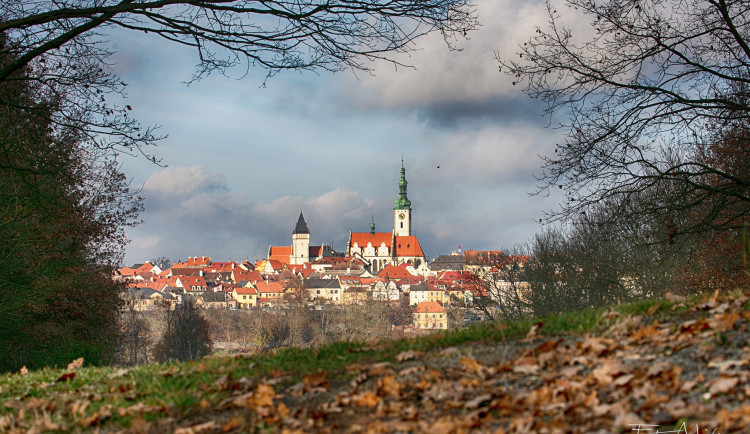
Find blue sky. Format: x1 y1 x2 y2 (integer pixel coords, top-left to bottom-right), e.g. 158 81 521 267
114 0 567 265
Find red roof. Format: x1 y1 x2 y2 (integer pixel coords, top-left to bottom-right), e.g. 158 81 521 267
360 277 386 285
393 236 425 257
350 232 393 249
414 301 445 313
377 264 415 279
234 287 258 295
398 275 424 285
178 276 207 290
299 268 316 278
206 261 236 272
233 269 263 284
268 246 292 264
186 256 211 267
437 270 462 281
256 281 284 294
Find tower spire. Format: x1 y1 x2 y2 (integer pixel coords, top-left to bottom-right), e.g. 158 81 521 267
394 160 411 210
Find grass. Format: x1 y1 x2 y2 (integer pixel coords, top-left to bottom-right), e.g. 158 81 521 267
0 294 700 429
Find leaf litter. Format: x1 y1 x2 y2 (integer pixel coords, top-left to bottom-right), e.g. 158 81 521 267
0 289 748 432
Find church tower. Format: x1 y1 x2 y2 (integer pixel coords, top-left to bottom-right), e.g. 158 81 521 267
291 211 310 265
393 160 412 237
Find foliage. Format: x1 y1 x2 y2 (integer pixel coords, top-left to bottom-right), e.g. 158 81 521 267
499 0 750 244
0 41 140 372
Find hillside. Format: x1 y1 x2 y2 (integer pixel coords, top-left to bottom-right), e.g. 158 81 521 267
1 289 749 433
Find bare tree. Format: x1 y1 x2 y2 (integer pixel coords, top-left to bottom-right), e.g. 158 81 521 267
499 0 750 242
116 296 153 365
462 249 531 322
154 296 213 362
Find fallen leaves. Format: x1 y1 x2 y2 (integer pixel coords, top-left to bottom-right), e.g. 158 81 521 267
1 289 749 432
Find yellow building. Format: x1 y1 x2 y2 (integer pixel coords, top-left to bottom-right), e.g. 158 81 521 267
413 301 448 329
232 287 258 308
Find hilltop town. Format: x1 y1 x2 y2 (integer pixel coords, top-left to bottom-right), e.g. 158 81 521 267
117 163 515 331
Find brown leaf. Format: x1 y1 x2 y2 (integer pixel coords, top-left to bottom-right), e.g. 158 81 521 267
221 417 243 432
233 384 275 409
19 366 28 376
353 391 381 408
174 421 217 434
377 375 401 397
592 360 631 385
129 417 153 434
708 359 748 372
580 335 612 356
303 370 328 391
464 393 492 410
523 322 544 341
67 357 84 371
80 405 112 426
534 338 562 355
709 376 739 395
57 372 76 382
512 363 539 375
396 350 424 362
107 368 128 379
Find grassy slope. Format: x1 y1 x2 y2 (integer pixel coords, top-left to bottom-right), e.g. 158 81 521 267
1 290 748 432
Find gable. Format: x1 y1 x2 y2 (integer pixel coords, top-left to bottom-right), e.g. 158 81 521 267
393 236 425 257
350 232 392 249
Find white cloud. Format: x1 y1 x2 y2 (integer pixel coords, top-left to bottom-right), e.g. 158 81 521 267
143 166 226 198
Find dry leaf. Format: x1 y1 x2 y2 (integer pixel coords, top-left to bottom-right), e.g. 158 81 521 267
396 350 424 362
524 322 544 341
67 357 84 371
233 384 275 409
708 359 748 372
377 375 401 397
57 372 76 382
80 405 112 426
353 391 381 408
107 368 128 379
464 393 492 410
19 366 28 376
303 370 328 391
709 376 739 395
174 420 217 434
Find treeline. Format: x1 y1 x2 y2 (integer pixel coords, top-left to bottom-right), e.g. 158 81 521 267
468 197 750 323
115 300 413 366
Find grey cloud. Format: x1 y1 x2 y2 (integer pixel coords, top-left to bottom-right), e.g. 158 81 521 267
416 94 546 129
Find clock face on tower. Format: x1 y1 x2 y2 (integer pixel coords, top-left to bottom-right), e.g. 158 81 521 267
399 213 405 220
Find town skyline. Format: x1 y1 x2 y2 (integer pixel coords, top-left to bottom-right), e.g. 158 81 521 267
118 0 567 265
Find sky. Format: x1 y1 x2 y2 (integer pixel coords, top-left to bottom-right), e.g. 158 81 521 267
114 0 569 265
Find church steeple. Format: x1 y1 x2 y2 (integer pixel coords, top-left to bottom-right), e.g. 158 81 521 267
393 160 412 237
293 211 309 234
394 159 411 211
370 215 376 235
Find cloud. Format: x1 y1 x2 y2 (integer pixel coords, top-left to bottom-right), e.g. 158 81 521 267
125 166 378 264
336 0 551 126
